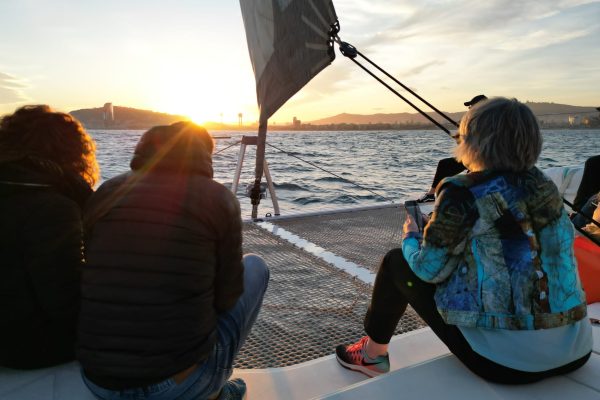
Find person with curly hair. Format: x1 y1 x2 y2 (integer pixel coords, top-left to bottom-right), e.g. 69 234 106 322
0 105 99 369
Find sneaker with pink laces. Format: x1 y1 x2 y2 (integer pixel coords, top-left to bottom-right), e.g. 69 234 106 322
335 336 390 377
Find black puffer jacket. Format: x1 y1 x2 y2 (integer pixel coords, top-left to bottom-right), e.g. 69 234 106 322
78 147 243 389
0 161 91 369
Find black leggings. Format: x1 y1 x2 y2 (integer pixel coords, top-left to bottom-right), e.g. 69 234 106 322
431 158 467 189
363 248 591 384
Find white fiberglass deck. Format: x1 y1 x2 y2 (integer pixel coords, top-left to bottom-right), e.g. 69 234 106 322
2 310 598 400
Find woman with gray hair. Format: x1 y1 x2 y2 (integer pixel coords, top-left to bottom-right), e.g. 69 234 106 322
336 97 592 383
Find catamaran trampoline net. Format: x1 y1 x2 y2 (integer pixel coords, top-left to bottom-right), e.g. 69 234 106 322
234 207 426 369
273 205 406 273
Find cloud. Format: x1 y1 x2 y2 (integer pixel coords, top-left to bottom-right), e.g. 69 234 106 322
402 60 445 77
496 28 595 51
339 0 599 52
285 62 356 106
326 0 600 111
0 72 29 104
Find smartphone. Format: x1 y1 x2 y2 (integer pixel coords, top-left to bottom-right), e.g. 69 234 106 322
404 200 425 232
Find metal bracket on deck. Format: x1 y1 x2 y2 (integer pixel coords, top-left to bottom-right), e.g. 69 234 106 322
231 135 280 216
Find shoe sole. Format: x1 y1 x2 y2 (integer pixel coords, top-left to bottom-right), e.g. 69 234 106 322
335 354 386 378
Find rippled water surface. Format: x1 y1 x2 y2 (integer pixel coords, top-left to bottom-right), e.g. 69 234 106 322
91 129 600 217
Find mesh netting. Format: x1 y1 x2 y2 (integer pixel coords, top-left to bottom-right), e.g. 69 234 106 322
235 214 425 369
274 205 406 273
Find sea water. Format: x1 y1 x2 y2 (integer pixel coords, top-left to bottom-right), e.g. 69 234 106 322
91 129 600 218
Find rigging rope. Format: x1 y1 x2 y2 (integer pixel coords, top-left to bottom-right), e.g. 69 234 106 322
211 139 392 203
213 136 599 246
351 46 459 128
332 26 600 248
335 40 453 136
564 199 600 230
266 142 392 202
213 140 241 155
562 198 600 247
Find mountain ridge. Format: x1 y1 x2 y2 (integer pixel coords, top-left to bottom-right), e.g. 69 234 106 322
70 106 188 130
308 102 599 125
69 102 599 130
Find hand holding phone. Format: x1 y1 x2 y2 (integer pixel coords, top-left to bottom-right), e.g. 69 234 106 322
404 200 425 233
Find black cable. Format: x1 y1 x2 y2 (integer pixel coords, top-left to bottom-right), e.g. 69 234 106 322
354 48 459 128
266 142 392 202
345 56 452 135
336 38 600 248
561 200 600 247
563 198 600 230
213 140 241 156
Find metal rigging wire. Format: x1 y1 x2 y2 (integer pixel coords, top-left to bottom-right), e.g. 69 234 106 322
334 39 454 136
211 138 393 203
332 28 600 247
213 140 241 156
266 142 393 202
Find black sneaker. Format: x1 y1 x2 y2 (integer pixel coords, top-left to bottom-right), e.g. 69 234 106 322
416 193 435 203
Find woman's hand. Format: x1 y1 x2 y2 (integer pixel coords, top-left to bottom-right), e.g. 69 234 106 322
403 213 430 238
403 213 419 235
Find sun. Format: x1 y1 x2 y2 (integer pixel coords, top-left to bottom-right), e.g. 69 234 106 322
187 112 208 125
151 69 251 126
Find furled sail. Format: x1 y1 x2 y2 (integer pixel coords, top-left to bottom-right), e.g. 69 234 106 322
239 0 338 218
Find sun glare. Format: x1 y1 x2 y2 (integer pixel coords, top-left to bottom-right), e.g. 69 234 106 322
187 112 208 125
151 65 258 127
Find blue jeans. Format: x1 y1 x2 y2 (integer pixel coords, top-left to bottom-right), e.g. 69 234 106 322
83 254 269 400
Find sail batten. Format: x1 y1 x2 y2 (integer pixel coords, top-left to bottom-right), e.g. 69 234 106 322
302 16 330 39
308 0 332 29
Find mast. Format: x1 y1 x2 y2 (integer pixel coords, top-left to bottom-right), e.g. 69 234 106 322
239 0 338 219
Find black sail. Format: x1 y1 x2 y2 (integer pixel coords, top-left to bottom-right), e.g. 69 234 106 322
239 0 338 217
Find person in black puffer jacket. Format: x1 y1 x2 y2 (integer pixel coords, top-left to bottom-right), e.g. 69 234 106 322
0 105 98 369
78 122 269 400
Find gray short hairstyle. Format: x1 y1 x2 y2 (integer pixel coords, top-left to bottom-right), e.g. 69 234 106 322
454 97 542 172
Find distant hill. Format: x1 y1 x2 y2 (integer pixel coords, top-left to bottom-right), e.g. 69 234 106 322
308 102 599 126
70 106 189 130
69 101 599 131
308 111 463 126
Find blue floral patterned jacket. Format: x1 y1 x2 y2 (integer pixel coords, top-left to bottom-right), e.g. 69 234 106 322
402 167 587 330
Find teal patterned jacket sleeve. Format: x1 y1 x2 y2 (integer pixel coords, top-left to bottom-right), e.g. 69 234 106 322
403 185 478 283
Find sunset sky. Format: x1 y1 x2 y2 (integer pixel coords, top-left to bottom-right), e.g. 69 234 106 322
1 0 599 125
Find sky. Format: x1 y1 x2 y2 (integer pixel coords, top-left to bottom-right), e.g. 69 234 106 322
0 0 599 124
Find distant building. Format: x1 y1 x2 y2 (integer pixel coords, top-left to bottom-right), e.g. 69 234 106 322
103 103 114 128
568 115 580 126
293 117 301 127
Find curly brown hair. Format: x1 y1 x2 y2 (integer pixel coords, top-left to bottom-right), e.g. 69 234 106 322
0 105 99 186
